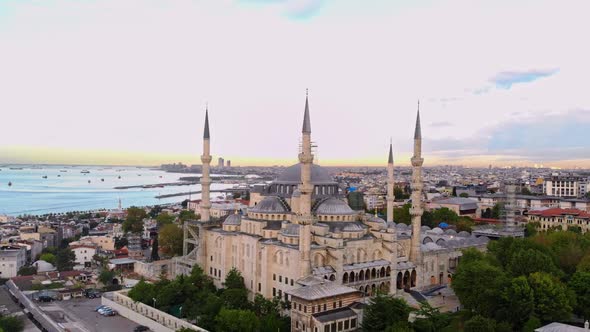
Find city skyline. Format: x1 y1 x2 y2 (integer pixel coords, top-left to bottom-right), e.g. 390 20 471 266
1 0 589 168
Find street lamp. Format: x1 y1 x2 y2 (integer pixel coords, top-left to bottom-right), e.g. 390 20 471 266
152 298 157 308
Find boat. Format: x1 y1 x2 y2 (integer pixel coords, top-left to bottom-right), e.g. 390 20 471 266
57 175 61 177
118 176 121 179
101 178 105 182
42 175 47 179
88 180 91 183
60 170 67 172
9 167 23 170
8 182 12 186
81 170 90 174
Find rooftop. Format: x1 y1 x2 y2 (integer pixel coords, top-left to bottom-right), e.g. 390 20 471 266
287 281 359 301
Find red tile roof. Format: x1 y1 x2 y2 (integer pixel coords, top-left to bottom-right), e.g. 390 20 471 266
529 208 590 218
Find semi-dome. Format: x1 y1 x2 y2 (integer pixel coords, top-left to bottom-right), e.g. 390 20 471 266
314 198 355 215
280 223 300 236
33 260 56 272
457 231 471 238
274 164 335 184
343 223 365 232
250 196 290 213
223 213 242 226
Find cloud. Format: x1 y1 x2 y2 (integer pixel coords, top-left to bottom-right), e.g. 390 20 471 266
430 121 453 128
238 0 324 19
489 69 559 89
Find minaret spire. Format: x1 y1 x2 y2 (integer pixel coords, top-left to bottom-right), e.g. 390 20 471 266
302 90 311 134
298 90 314 278
203 106 210 139
387 140 395 222
409 102 424 266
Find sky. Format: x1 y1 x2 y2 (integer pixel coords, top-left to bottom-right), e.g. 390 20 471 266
1 0 589 168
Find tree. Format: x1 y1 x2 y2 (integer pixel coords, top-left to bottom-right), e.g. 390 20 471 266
156 212 176 227
497 276 535 329
99 269 116 286
0 316 24 332
159 224 183 256
528 272 573 322
221 288 250 310
362 294 412 332
122 206 147 234
179 210 197 223
412 301 451 332
569 271 590 319
394 186 410 199
151 236 160 261
17 266 37 276
114 236 128 249
522 316 542 332
506 248 560 277
459 192 469 198
93 254 109 268
521 187 532 195
451 249 508 317
215 308 260 332
464 315 496 332
492 203 502 219
55 248 76 271
39 253 56 265
430 208 459 224
393 204 412 225
224 267 245 289
128 279 156 305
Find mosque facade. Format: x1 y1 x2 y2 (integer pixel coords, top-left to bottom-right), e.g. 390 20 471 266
176 95 488 307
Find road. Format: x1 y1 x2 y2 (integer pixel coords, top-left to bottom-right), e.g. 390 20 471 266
0 286 41 332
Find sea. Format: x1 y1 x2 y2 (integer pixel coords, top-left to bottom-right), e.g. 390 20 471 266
0 165 233 216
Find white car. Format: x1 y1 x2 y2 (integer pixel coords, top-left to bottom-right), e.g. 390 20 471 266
97 306 112 314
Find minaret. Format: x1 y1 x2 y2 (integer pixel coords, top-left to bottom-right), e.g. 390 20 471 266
298 90 314 278
409 102 424 263
386 141 395 222
200 108 212 222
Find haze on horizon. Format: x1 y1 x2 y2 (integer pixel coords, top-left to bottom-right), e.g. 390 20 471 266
1 0 589 169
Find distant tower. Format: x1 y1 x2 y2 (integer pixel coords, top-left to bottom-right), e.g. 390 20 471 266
298 91 314 278
504 183 517 227
409 103 424 264
227 160 231 168
386 141 395 222
218 157 224 168
118 198 122 210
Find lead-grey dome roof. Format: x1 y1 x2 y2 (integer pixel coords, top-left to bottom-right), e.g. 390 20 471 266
274 164 335 184
250 196 290 213
313 198 355 215
223 213 242 226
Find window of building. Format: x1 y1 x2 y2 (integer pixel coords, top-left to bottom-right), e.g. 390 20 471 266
279 275 282 282
324 326 329 332
285 277 289 284
338 322 343 331
273 274 276 281
258 283 261 292
333 302 336 309
351 318 357 328
304 305 307 313
344 320 349 329
339 300 342 308
324 304 327 311
291 279 294 286
273 288 276 296
278 289 282 298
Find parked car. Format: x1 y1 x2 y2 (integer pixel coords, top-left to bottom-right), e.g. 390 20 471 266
97 307 112 315
95 305 107 312
102 310 118 317
38 296 53 303
86 289 101 298
133 325 150 332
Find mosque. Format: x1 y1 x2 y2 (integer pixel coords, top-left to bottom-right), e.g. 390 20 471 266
175 94 488 330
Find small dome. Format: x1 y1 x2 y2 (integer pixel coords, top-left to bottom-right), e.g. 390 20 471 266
280 223 300 236
343 223 365 232
386 222 396 229
445 229 457 235
431 227 444 234
477 236 490 244
223 213 242 226
33 260 56 272
396 223 409 229
422 242 441 251
421 225 431 231
457 231 470 238
250 196 290 213
275 164 334 184
314 198 354 215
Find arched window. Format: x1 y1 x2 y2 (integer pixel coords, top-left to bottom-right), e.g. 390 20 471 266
343 272 349 284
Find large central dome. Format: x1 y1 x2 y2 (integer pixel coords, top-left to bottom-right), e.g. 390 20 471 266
274 164 335 185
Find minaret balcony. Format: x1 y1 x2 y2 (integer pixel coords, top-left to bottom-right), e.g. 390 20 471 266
411 157 424 166
201 155 212 163
298 153 314 163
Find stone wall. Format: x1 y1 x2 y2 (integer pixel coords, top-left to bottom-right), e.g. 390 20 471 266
102 290 206 332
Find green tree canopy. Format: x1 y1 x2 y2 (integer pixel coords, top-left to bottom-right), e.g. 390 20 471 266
98 269 116 286
128 279 156 305
215 308 260 332
497 276 535 329
464 315 496 332
568 271 590 319
179 210 197 223
55 248 76 271
159 224 183 256
122 206 147 234
0 316 24 332
224 267 246 289
156 212 176 226
361 294 412 332
528 272 573 322
39 253 56 265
